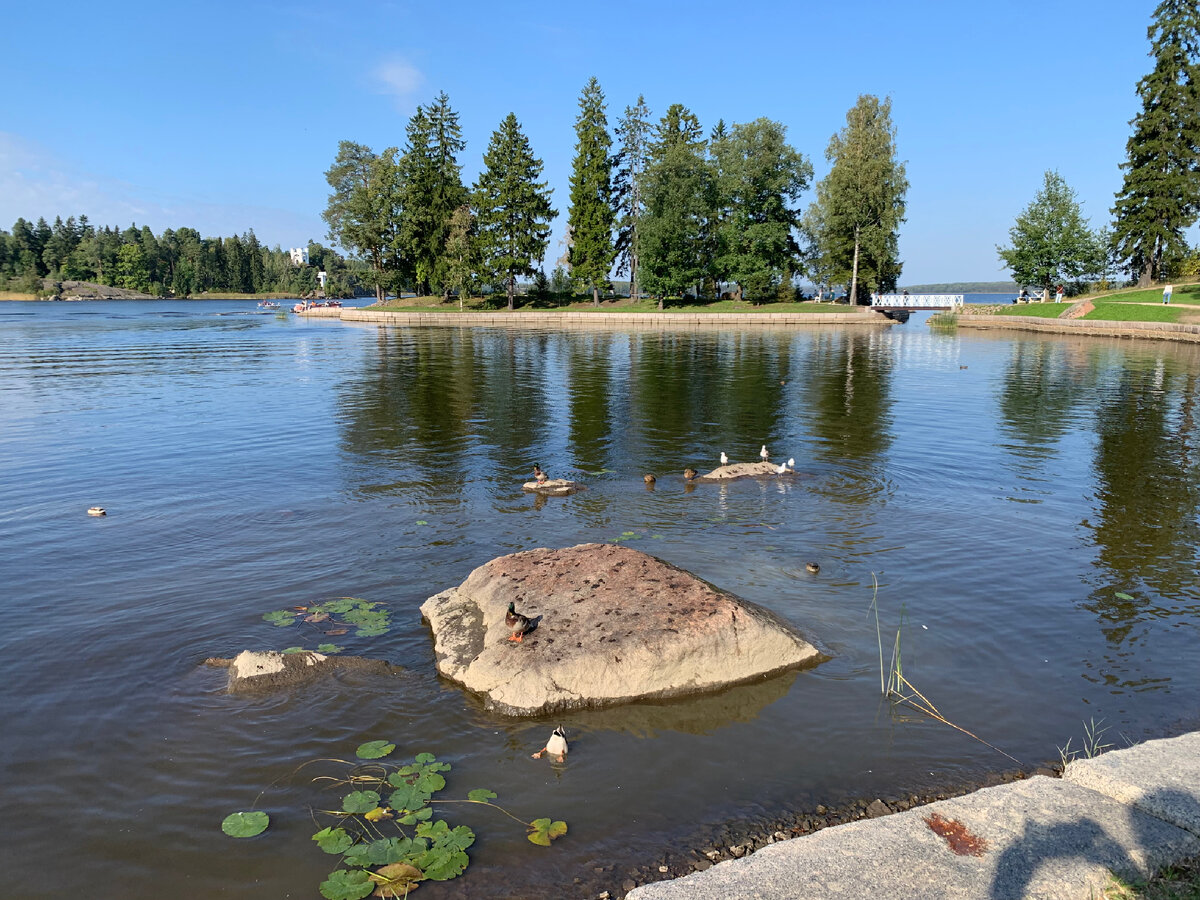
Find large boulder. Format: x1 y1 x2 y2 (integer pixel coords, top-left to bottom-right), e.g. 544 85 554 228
695 461 791 481
419 543 824 716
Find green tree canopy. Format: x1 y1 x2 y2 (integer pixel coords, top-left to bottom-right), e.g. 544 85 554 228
1112 0 1200 286
997 170 1102 291
567 77 617 306
613 95 651 301
806 95 908 303
473 113 557 310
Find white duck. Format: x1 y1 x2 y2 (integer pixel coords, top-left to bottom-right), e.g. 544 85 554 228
531 726 568 762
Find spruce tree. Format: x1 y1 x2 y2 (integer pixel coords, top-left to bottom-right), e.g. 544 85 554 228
639 104 710 308
806 95 907 304
567 77 617 306
473 113 557 310
400 92 467 297
1111 0 1200 286
613 95 651 302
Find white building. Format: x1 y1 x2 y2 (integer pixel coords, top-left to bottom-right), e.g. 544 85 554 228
289 247 309 266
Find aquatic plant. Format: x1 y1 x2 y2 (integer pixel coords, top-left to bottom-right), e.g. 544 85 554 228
263 597 392 638
223 743 566 899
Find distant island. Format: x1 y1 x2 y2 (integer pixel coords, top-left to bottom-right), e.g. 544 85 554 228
899 281 1018 293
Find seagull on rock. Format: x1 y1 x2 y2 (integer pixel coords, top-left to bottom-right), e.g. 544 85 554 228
760 445 770 462
720 452 729 466
776 457 795 475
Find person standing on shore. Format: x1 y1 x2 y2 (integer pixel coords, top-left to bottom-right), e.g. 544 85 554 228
1055 284 1064 302
1164 283 1173 304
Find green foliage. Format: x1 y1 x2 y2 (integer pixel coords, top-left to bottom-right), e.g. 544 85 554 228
261 597 391 639
474 113 557 309
997 171 1102 291
221 811 269 837
567 77 617 305
226 743 566 896
806 95 908 302
356 740 396 760
323 141 404 304
1112 0 1200 285
613 94 652 300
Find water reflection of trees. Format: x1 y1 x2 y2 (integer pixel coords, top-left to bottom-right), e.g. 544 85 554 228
997 341 1093 458
1086 362 1200 647
802 331 895 466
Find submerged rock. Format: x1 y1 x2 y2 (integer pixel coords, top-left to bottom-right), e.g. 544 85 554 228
204 650 397 693
695 461 791 481
522 478 585 496
419 543 824 715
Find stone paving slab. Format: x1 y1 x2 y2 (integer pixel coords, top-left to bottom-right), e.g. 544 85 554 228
1064 732 1200 837
627 776 1200 900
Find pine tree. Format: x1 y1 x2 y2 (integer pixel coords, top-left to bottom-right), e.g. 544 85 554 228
806 95 908 304
399 93 467 297
567 77 617 307
473 113 557 310
613 95 651 301
1111 0 1200 286
639 104 710 308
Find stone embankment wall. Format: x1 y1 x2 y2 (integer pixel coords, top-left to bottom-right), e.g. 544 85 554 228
955 314 1200 343
336 309 896 329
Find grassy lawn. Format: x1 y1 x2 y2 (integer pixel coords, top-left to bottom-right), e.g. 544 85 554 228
1082 283 1200 304
1083 303 1184 322
995 303 1069 318
364 296 865 314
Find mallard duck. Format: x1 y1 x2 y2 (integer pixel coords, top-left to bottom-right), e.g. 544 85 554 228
87 506 106 516
720 451 729 466
760 445 770 462
531 726 568 762
506 602 533 641
643 474 656 484
806 562 820 574
683 468 698 481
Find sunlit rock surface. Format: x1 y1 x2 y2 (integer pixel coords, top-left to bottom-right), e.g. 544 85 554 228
420 543 824 716
205 650 397 693
696 461 792 481
521 478 585 496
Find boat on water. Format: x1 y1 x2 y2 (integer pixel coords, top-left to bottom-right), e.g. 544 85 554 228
257 301 281 310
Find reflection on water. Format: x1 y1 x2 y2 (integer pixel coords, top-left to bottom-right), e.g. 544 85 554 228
2 303 1200 898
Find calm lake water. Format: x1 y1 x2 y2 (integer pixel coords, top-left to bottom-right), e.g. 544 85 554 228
2 300 1199 899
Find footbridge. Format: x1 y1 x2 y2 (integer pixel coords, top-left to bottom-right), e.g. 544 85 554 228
871 293 963 311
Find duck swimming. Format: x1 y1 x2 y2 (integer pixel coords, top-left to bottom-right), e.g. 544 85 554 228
643 474 656 484
531 726 568 762
506 602 534 641
683 468 698 481
806 562 820 574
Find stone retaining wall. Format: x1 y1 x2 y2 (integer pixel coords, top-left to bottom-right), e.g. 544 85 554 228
955 314 1200 343
338 309 895 329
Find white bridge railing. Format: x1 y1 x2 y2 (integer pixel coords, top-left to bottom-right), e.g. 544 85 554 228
874 294 963 308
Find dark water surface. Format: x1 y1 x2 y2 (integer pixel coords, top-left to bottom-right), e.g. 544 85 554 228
2 301 1199 898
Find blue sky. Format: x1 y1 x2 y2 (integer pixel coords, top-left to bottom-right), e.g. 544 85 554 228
0 0 1162 284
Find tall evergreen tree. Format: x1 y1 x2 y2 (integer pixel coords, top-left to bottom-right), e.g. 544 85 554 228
473 113 556 310
639 104 710 308
806 95 908 304
567 77 617 306
613 95 651 301
712 118 812 301
1111 0 1200 286
399 93 467 297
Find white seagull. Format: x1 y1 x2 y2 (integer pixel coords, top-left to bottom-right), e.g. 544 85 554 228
720 451 729 466
776 457 795 475
760 445 770 462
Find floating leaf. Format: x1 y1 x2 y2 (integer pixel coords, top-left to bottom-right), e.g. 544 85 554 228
320 869 375 900
526 818 567 846
305 612 330 623
397 807 433 826
417 847 469 881
388 782 431 813
313 827 354 855
467 789 497 803
356 625 389 637
343 790 382 814
1115 592 1135 601
414 753 436 765
369 863 423 897
416 520 428 526
356 740 396 760
365 807 394 823
263 610 298 626
322 599 357 614
317 643 344 654
282 646 306 654
222 810 269 837
326 628 350 636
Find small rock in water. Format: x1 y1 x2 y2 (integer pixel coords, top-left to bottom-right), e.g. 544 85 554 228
866 799 892 818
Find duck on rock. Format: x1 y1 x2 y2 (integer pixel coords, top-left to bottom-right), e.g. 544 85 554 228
506 602 534 642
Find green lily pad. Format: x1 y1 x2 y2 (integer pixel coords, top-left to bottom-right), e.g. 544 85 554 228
414 752 437 765
282 646 306 654
319 869 375 900
416 520 428 526
467 789 497 802
342 790 382 814
396 806 433 826
1115 591 1135 600
221 810 269 837
317 643 343 654
312 826 354 855
356 740 396 760
263 609 298 626
527 817 567 846
417 846 470 880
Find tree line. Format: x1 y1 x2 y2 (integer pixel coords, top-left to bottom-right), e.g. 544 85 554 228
999 0 1200 292
323 82 908 308
0 215 366 297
